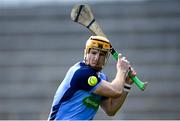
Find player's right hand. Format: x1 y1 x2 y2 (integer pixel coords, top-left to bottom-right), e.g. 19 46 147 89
125 67 137 84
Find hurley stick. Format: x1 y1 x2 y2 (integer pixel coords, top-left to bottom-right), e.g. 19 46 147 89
71 4 148 91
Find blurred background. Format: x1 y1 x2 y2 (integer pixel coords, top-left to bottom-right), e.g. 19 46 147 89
0 0 180 120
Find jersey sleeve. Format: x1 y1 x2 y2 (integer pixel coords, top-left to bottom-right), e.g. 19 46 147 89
98 72 109 82
70 68 101 92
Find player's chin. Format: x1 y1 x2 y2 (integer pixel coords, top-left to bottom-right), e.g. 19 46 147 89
91 65 102 71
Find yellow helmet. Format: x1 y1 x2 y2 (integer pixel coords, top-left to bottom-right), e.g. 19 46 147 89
84 36 111 62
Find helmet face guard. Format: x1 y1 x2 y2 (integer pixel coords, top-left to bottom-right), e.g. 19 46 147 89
84 36 111 69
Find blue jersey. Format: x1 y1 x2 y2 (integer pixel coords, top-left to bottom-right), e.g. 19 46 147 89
48 62 108 120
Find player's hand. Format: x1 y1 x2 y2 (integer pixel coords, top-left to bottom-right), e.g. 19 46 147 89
125 67 137 85
117 53 130 74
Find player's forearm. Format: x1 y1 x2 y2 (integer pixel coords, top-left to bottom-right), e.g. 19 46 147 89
106 80 133 115
109 92 128 115
111 70 127 92
101 77 133 116
100 91 129 116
